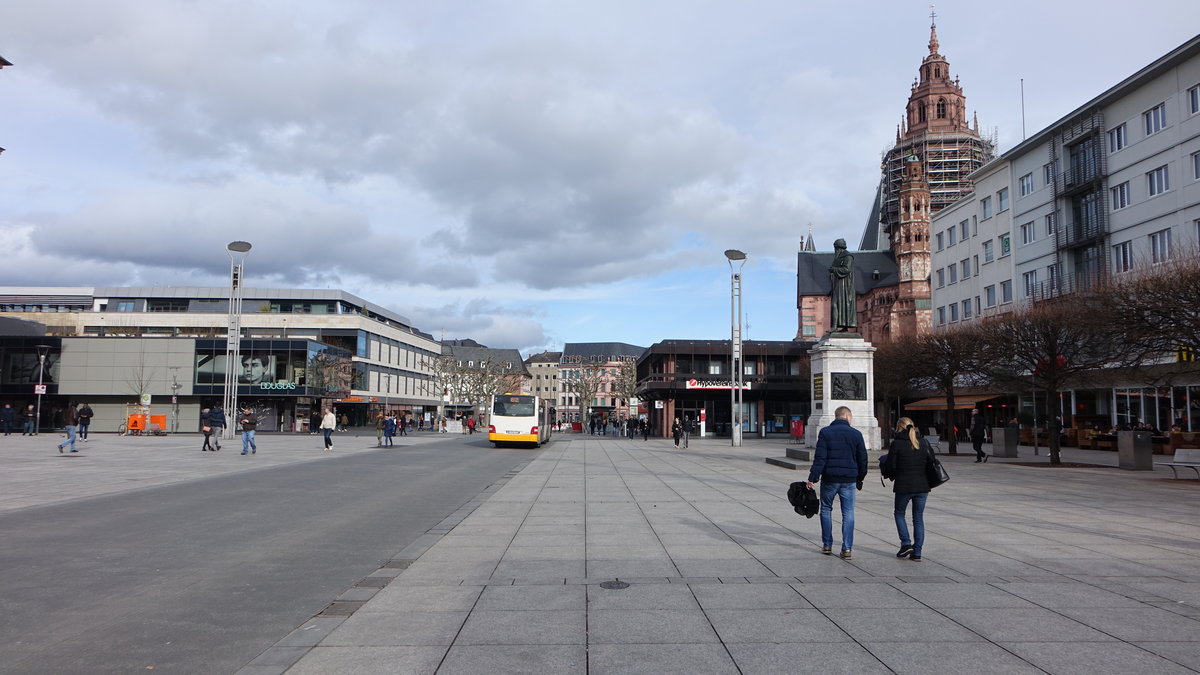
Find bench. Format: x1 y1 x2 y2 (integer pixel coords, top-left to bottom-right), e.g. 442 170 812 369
1154 448 1200 479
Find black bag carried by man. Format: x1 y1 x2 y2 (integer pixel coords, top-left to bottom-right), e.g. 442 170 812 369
787 481 820 518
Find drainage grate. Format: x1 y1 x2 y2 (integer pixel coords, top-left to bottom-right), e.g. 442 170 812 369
382 559 414 569
354 576 393 588
318 600 366 616
599 580 630 590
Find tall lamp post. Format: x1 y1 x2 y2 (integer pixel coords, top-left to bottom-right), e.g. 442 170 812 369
724 249 747 447
35 344 51 436
222 241 252 441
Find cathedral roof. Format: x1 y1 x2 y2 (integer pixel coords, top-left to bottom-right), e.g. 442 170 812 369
796 250 899 297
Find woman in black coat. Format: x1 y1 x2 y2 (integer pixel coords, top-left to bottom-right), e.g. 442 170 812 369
888 416 933 561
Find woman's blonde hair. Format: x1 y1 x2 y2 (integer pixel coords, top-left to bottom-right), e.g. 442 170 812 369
895 416 919 449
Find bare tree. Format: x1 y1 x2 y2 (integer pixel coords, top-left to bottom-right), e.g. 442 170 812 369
612 360 639 414
873 338 920 436
564 366 606 424
983 292 1150 465
1106 245 1200 357
907 324 990 455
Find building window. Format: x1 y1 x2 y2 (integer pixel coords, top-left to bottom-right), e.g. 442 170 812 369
1020 221 1035 245
936 98 947 118
936 269 945 287
948 265 958 284
947 227 957 246
960 219 970 241
962 299 973 319
1147 165 1170 196
973 255 979 273
949 304 959 322
1150 228 1172 264
985 285 996 307
1192 151 1200 180
1047 263 1060 291
1019 173 1034 196
1108 123 1127 152
1000 280 1013 304
1110 181 1130 210
1190 85 1200 115
981 196 993 220
1113 241 1134 274
1044 162 1056 186
997 188 1010 212
1144 103 1167 135
935 232 944 251
937 306 946 325
999 234 1011 257
1043 212 1055 238
960 259 970 279
983 240 994 263
1023 270 1038 298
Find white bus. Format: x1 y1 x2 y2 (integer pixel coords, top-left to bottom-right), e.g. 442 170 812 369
488 394 552 447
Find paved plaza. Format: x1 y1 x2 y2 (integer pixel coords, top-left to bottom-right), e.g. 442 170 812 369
219 434 1200 675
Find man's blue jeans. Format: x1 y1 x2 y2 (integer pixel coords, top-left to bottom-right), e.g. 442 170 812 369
24 420 35 435
241 430 257 453
58 425 78 452
819 482 857 550
895 492 928 555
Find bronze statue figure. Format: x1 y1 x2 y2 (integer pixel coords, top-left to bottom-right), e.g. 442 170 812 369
829 238 857 331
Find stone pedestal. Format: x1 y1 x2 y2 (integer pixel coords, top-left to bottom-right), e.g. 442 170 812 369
805 333 882 451
1118 431 1153 471
992 427 1020 457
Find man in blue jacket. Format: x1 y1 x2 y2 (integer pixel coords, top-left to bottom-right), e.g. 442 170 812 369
806 406 869 559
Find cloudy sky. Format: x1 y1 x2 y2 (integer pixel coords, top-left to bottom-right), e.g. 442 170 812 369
3 2 1197 354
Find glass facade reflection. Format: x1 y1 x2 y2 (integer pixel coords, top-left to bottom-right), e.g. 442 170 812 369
193 338 351 398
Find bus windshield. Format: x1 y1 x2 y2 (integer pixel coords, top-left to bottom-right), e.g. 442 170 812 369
493 395 536 417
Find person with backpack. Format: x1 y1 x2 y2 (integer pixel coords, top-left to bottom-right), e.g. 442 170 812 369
887 416 935 561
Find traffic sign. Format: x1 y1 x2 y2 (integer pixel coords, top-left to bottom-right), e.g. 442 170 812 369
34 385 46 395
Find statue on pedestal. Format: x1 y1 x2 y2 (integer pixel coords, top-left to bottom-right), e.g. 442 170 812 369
829 238 857 332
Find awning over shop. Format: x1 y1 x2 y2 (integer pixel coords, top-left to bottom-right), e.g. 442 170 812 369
904 394 1003 411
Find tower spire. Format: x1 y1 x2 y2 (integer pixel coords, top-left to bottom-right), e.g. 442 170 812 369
928 5 940 55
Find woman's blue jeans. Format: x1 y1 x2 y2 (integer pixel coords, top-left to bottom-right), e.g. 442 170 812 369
895 492 929 555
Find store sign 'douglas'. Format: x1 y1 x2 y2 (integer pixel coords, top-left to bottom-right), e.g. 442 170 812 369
685 379 752 390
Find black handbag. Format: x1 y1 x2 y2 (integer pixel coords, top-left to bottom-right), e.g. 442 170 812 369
925 447 950 488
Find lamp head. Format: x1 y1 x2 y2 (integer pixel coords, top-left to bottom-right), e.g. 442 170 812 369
723 249 747 261
227 241 252 253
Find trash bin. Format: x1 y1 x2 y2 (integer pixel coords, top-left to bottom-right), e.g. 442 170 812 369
1117 430 1153 470
992 427 1019 457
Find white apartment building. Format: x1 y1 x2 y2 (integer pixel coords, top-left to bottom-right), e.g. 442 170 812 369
929 35 1200 431
930 158 1017 328
935 34 1200 319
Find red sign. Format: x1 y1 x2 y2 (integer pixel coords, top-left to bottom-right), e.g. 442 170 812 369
790 418 805 438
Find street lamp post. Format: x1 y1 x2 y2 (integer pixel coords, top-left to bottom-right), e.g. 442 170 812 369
35 344 51 436
222 241 252 441
724 249 747 447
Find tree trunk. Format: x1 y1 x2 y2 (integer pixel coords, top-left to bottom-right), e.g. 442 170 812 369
944 392 958 455
1045 389 1062 466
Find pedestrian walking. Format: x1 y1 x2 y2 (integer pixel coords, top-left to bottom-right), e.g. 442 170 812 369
398 415 408 436
375 412 386 446
57 402 80 454
806 406 869 559
310 410 321 435
383 414 397 447
239 407 257 454
200 408 216 451
466 415 476 435
641 418 650 441
23 404 36 435
320 407 336 451
209 404 226 450
682 416 692 448
77 403 94 441
887 417 934 562
969 408 988 463
671 417 683 448
1 403 15 436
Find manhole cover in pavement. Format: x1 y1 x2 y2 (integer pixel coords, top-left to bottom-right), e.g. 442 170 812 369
599 580 630 590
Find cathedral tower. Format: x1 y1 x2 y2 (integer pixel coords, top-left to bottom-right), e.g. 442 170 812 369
859 16 995 252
